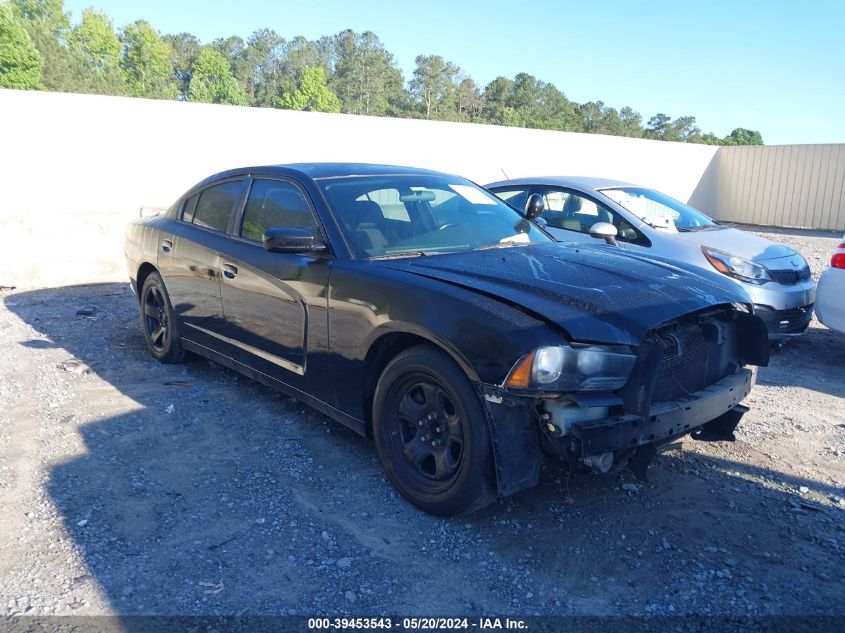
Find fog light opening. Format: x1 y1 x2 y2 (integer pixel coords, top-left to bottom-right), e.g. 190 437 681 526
583 451 614 474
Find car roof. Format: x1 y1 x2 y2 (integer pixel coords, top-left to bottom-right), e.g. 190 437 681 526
485 176 638 191
206 162 451 183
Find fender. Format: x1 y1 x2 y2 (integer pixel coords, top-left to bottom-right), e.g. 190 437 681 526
362 321 481 383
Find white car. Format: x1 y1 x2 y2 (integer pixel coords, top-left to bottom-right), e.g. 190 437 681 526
816 234 845 334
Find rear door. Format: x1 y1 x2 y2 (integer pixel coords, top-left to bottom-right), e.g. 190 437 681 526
158 178 246 347
218 177 333 399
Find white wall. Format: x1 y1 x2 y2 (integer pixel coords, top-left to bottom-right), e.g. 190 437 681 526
1 89 723 288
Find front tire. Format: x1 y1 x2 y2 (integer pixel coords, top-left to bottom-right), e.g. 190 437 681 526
372 345 495 516
140 271 186 364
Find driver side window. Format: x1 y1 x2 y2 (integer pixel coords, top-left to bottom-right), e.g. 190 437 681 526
240 179 320 243
536 188 644 244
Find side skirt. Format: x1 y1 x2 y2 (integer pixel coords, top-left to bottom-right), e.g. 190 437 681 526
181 337 367 437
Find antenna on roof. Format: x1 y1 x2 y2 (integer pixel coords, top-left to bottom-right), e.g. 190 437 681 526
501 168 509 180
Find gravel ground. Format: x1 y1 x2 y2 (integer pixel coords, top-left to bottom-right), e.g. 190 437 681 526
0 228 843 618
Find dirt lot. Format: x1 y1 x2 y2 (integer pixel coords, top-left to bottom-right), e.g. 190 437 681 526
0 229 843 619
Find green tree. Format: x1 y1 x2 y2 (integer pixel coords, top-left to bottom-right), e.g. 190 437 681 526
456 76 482 120
328 30 405 116
481 76 515 124
11 0 122 95
277 66 339 112
723 127 764 145
188 47 248 105
163 32 200 99
619 106 643 137
11 0 68 37
0 4 42 89
696 132 724 145
70 9 119 69
120 20 177 98
645 113 680 141
672 115 701 142
244 28 286 106
410 54 459 118
579 101 604 133
68 8 126 94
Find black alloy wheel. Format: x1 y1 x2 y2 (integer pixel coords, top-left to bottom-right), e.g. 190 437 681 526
390 375 465 488
373 345 495 516
140 271 186 363
143 284 169 353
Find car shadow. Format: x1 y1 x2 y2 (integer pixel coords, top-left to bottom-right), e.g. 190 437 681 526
3 283 844 620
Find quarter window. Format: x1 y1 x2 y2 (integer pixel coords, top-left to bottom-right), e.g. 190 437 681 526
192 180 244 232
241 179 319 242
181 194 198 223
492 188 529 213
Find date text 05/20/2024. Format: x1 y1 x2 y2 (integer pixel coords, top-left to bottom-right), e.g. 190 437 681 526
307 617 528 630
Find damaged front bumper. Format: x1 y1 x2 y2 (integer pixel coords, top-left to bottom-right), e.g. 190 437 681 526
479 367 755 497
569 368 754 458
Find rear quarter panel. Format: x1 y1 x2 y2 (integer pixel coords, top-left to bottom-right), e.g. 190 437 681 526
124 216 170 292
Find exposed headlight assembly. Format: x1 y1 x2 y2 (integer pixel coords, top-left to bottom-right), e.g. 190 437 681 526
702 246 771 284
504 344 636 392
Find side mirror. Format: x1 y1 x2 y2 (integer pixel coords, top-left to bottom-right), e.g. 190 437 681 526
524 193 545 220
263 227 325 253
533 216 548 228
589 222 618 246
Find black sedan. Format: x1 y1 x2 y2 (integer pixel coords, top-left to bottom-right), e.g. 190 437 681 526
125 163 769 515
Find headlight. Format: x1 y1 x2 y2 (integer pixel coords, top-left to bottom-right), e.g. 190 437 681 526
504 344 636 392
702 246 771 284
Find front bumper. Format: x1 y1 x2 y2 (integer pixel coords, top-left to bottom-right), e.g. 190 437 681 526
740 277 816 339
754 303 814 339
570 369 755 458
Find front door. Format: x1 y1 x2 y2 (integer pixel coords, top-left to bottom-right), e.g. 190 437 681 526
533 187 648 248
219 177 333 397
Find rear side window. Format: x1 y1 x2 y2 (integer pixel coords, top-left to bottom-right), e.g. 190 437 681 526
181 194 198 222
240 179 319 242
192 180 244 232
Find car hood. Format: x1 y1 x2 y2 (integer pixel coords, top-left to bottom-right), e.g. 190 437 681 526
673 226 798 262
380 242 750 346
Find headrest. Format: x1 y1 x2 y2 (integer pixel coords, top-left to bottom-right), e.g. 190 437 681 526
353 200 384 226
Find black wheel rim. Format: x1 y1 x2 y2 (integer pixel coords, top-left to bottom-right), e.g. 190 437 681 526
143 285 169 353
385 373 465 493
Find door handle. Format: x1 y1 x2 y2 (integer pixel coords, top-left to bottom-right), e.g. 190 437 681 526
161 239 173 253
223 263 238 279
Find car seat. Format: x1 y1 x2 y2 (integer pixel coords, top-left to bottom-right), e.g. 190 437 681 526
351 200 389 255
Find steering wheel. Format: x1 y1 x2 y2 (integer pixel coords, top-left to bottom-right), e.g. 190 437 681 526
438 223 459 231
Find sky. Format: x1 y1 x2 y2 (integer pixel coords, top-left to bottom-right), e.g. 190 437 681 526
62 0 845 145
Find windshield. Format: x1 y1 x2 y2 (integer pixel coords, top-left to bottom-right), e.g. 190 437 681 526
600 187 720 232
317 174 552 257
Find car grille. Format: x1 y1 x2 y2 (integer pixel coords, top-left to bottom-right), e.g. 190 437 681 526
769 265 812 285
651 325 717 404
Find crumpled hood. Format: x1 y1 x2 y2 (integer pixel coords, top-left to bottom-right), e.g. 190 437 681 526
381 242 751 346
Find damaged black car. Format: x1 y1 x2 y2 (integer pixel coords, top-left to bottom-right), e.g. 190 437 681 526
125 163 769 516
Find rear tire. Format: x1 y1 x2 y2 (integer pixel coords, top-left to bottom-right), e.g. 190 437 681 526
140 271 187 364
372 344 495 516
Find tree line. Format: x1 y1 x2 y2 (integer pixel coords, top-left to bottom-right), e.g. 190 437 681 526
0 0 764 145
